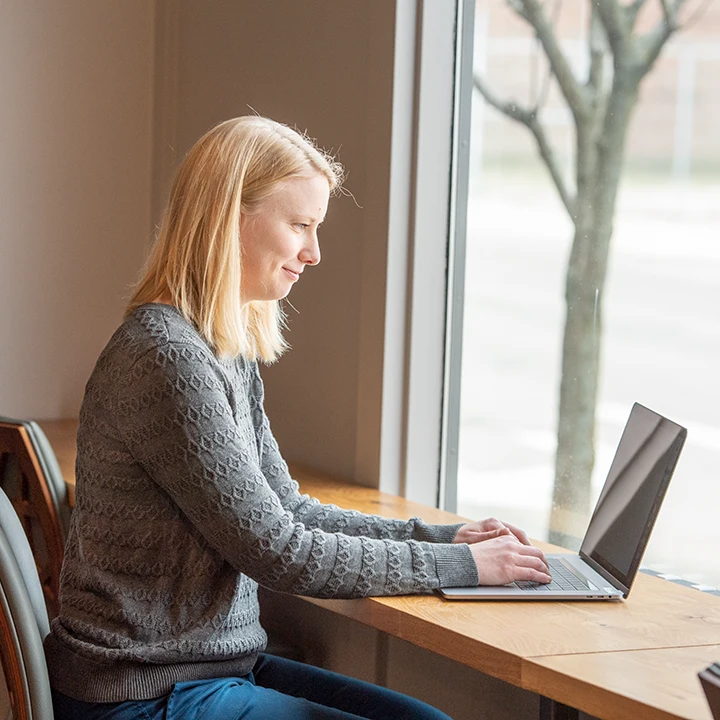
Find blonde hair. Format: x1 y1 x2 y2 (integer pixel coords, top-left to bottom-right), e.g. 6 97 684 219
127 116 343 362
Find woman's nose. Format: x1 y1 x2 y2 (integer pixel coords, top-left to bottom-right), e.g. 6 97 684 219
300 235 321 266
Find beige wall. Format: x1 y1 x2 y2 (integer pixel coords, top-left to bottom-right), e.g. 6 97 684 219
1 0 396 486
155 0 398 485
0 1 155 419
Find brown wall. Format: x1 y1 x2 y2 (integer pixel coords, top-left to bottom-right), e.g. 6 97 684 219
154 0 398 484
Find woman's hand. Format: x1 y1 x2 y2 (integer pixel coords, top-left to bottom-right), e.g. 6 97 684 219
453 517 531 546
468 535 551 586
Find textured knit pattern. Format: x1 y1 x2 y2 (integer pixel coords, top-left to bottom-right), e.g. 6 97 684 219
46 304 478 702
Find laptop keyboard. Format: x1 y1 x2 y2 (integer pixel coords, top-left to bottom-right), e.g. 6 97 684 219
514 557 592 592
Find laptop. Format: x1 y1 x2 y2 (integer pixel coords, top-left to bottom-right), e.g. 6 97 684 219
440 403 687 601
699 663 720 720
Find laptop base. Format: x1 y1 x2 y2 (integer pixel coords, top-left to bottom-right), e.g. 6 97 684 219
438 553 625 601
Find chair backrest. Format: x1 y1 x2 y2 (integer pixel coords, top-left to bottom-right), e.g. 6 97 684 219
700 663 720 720
0 421 65 619
22 423 70 539
0 488 54 719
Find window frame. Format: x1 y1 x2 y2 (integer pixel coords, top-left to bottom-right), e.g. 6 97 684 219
372 0 475 508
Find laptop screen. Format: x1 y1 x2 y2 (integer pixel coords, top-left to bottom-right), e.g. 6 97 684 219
579 403 687 593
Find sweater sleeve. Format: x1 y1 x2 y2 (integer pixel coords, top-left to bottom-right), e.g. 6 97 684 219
252 363 464 544
115 341 479 598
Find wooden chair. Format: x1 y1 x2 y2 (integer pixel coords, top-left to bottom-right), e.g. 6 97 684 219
17 422 70 541
700 663 720 720
0 487 54 719
0 421 65 620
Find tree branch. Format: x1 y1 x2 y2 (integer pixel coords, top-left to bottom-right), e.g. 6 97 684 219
594 0 629 60
659 0 679 25
630 0 650 13
681 0 714 32
587 5 609 92
532 0 563 111
508 0 588 119
635 0 685 75
473 74 577 219
625 0 650 30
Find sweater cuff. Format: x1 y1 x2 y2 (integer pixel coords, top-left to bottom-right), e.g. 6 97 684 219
412 519 465 544
432 543 479 588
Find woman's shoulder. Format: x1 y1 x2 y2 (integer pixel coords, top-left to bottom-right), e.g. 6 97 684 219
97 303 212 373
125 302 201 345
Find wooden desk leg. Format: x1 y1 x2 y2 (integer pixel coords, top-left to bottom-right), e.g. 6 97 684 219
539 696 580 720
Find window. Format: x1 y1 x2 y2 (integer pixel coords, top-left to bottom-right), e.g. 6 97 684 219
452 0 720 587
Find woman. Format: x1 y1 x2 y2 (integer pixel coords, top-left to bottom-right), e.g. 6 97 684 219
46 116 550 719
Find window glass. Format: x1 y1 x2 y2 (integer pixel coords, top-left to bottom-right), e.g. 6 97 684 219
458 0 720 587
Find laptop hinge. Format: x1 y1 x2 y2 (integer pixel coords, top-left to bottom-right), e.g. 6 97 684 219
579 551 629 597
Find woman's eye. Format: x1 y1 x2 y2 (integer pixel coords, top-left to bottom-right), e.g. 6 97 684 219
294 223 309 231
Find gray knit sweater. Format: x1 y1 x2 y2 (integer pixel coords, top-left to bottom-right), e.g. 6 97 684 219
45 304 478 702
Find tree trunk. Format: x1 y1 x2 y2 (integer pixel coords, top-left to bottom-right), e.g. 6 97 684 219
548 72 640 549
549 219 608 548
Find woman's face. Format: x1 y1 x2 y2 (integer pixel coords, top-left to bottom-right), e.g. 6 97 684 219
240 174 330 304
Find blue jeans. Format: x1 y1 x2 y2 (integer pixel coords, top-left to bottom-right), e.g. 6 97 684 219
51 653 453 720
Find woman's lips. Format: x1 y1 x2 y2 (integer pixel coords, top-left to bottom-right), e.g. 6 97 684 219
283 268 300 281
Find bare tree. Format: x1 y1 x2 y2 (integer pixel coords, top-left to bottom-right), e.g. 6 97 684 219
473 0 702 547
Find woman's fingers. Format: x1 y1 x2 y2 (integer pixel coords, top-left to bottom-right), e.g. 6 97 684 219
516 546 552 582
466 527 512 543
514 567 553 584
455 518 537 547
482 518 505 532
502 521 531 546
515 553 553 582
470 535 552 585
517 544 550 571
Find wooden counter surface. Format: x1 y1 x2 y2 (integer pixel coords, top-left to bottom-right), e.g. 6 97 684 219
38 418 720 718
290 468 720 691
523 645 720 720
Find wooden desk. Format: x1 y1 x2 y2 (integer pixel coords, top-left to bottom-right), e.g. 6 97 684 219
39 418 720 720
524 645 720 720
